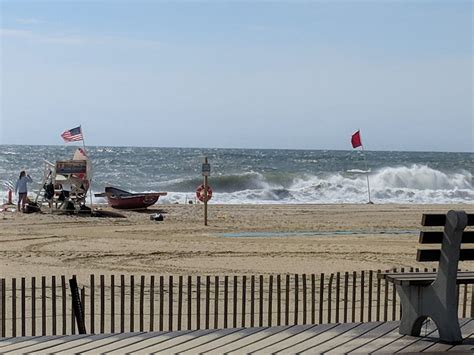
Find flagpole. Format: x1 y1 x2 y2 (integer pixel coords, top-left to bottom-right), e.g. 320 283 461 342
360 143 372 204
80 125 94 214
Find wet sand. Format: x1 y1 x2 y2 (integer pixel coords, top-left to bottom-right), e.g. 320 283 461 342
1 203 473 279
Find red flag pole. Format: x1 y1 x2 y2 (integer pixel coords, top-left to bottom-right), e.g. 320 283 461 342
358 130 372 204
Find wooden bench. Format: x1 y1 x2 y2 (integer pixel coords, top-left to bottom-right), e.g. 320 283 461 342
379 210 474 344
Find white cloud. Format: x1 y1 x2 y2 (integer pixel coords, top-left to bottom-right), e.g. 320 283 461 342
15 18 46 25
0 28 161 48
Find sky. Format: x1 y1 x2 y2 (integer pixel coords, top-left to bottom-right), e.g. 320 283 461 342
0 0 472 152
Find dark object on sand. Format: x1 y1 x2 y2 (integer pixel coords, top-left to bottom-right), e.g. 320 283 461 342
24 202 41 214
101 186 167 210
92 209 126 218
150 213 164 221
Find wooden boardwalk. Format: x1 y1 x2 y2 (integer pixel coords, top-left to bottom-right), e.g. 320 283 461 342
1 319 474 354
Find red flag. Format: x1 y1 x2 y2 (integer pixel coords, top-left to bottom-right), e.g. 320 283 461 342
351 130 362 148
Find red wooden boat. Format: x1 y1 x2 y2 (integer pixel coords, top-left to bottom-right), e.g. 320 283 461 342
103 186 167 210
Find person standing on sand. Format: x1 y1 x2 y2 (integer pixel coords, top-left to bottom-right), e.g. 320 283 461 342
15 171 32 212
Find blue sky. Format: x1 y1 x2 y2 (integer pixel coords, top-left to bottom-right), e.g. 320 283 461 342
0 0 472 152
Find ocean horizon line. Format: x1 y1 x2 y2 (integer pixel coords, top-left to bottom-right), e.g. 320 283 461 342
0 143 472 155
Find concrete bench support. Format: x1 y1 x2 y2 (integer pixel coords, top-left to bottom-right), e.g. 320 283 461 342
397 210 468 344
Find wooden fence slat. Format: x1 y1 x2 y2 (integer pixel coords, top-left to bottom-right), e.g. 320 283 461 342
233 276 237 328
1 278 5 338
71 276 75 335
360 271 365 322
268 275 273 326
130 275 134 332
302 274 306 325
90 274 95 334
140 276 145 332
259 275 264 327
285 274 290 326
81 286 86 332
213 276 218 329
100 275 105 334
242 276 246 327
392 277 396 320
376 270 381 321
205 276 210 330
159 276 164 331
343 272 348 323
61 276 66 335
311 274 315 324
187 275 191 330
294 274 299 325
471 284 474 317
462 284 468 318
42 276 46 336
327 274 333 323
384 277 389 321
51 276 56 336
250 275 254 327
335 272 340 323
178 276 183 331
277 275 281 326
169 276 174 331
32 277 36 336
150 275 155 332
120 275 125 333
319 273 324 324
12 278 17 337
368 270 373 322
224 276 228 328
351 271 356 322
196 276 201 330
111 275 115 333
21 277 26 337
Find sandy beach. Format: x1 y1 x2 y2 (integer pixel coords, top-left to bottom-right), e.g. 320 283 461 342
1 203 473 279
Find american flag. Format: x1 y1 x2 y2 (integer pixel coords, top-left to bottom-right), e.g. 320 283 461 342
61 126 83 142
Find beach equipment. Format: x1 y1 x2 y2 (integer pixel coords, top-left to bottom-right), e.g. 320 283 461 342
196 184 213 202
101 186 167 210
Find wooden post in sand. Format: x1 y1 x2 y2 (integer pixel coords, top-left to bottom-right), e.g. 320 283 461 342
202 157 211 226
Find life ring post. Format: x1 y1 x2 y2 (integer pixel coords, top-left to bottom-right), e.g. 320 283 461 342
198 156 212 226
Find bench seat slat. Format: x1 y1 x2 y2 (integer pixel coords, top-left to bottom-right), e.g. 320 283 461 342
419 231 474 244
421 213 474 227
417 249 474 262
379 272 474 286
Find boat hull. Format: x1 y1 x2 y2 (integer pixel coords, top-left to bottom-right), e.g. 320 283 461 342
104 186 166 210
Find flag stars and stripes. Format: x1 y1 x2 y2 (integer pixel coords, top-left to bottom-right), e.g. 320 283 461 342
61 126 83 142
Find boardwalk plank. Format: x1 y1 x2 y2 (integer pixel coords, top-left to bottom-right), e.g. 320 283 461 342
103 330 193 353
76 333 149 354
132 329 217 354
373 320 439 353
334 321 399 354
326 322 397 354
22 335 112 354
257 323 336 354
300 322 381 353
0 335 84 353
215 326 293 354
274 323 360 354
227 325 314 354
181 327 265 354
152 327 239 353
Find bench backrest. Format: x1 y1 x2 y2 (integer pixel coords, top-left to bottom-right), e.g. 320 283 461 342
417 211 474 262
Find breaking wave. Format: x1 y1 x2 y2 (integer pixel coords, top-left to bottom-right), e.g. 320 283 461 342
160 164 473 204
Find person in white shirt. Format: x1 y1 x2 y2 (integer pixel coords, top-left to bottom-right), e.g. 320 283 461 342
15 171 33 212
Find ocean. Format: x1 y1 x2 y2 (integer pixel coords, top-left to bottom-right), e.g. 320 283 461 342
0 145 472 205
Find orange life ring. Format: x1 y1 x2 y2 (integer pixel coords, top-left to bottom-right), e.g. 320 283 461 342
196 184 213 202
